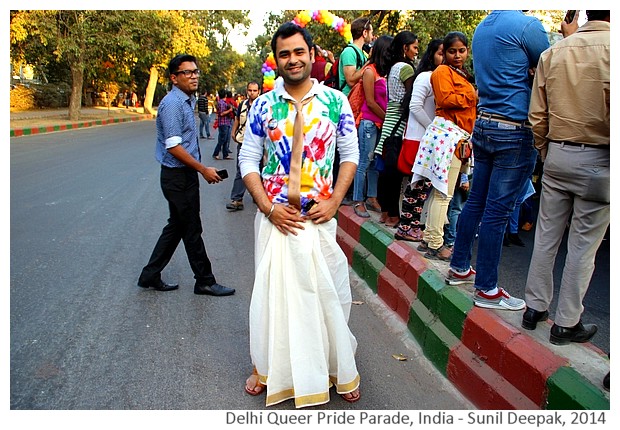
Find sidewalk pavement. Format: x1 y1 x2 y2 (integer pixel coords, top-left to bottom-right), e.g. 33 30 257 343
10 106 155 137
10 108 610 409
336 205 610 410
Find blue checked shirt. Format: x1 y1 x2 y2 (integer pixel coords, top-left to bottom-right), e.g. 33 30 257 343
155 85 201 167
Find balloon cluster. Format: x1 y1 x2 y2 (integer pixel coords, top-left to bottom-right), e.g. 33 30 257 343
292 10 352 43
261 10 352 92
261 53 277 92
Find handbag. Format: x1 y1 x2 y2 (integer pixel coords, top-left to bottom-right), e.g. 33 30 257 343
397 138 419 174
381 111 407 171
454 138 472 162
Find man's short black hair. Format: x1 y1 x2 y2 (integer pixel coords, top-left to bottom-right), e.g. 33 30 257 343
168 54 197 76
586 10 610 21
270 22 313 56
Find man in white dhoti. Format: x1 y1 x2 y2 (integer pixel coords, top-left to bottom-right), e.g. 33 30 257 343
238 22 361 408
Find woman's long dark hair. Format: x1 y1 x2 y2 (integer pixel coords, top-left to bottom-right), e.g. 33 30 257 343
386 30 418 71
386 31 418 118
367 35 393 77
413 38 443 82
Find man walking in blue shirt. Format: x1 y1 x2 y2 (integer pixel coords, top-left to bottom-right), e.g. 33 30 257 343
445 11 549 310
137 54 235 297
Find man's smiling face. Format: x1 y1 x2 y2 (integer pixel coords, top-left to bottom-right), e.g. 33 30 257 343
274 32 314 87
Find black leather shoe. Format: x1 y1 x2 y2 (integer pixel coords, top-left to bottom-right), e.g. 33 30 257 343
603 372 610 391
521 307 549 330
506 233 525 247
137 279 179 291
194 283 235 296
550 321 598 345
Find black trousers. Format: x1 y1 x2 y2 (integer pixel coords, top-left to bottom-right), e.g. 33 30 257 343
138 166 216 286
377 167 403 217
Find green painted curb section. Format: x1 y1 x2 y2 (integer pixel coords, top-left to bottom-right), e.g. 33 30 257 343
352 243 370 277
353 244 382 293
417 270 446 315
408 299 435 346
372 229 393 265
359 257 382 294
359 221 394 265
424 319 460 376
438 286 473 340
546 366 610 410
408 299 458 376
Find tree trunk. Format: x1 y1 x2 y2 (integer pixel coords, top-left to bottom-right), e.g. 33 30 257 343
68 64 84 121
143 66 159 115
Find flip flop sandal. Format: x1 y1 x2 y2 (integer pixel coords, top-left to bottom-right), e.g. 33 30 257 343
353 203 370 218
395 227 423 242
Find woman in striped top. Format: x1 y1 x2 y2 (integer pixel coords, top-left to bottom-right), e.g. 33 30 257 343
374 31 419 227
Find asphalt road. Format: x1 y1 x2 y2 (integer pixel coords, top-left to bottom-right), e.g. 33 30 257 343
10 120 472 418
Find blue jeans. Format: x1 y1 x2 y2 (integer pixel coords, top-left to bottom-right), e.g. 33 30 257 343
450 119 537 291
353 119 379 202
198 112 211 138
213 123 231 158
444 185 468 246
507 179 535 233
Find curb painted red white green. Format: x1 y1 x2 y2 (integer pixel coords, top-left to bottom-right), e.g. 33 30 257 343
10 114 155 137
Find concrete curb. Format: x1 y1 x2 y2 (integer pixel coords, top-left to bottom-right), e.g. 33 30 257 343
336 205 609 410
10 114 155 137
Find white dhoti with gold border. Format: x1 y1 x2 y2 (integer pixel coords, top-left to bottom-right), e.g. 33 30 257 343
249 212 360 408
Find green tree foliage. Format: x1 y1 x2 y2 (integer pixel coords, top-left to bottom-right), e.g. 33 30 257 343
10 10 250 115
11 11 111 119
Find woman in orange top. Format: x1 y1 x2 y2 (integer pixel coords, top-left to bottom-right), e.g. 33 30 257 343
420 31 477 261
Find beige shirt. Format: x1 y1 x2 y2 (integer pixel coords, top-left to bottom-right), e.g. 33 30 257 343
529 20 610 160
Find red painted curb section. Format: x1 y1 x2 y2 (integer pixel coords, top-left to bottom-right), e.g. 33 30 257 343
338 205 365 242
460 308 568 407
377 268 416 322
336 226 356 266
448 343 540 409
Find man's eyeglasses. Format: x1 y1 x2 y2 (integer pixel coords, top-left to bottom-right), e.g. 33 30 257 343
363 20 372 31
174 69 201 78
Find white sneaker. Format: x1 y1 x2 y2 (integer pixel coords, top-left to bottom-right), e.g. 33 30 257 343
445 267 476 285
473 288 525 311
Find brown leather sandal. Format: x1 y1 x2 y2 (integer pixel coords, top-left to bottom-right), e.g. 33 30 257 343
244 368 266 396
340 388 361 403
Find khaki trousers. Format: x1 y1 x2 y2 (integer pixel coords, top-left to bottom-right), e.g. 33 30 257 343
524 142 609 327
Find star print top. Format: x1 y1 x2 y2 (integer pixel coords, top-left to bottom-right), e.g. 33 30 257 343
239 80 359 209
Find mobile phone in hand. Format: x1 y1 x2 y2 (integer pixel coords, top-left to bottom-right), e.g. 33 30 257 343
302 199 317 212
216 169 228 179
564 10 577 23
